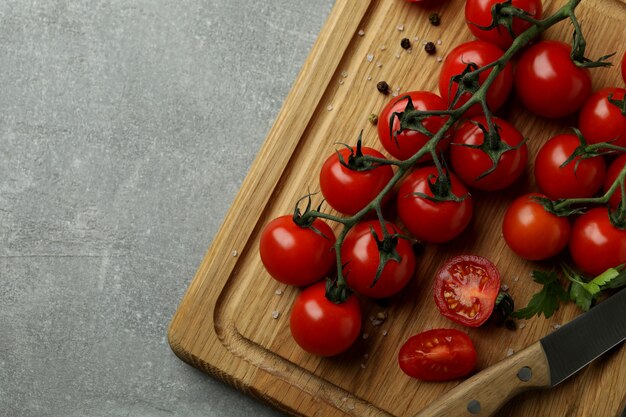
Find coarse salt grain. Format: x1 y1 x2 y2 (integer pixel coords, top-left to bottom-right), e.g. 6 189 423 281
395 54 400 59
437 57 443 62
367 76 372 81
413 36 419 41
360 363 366 369
362 333 369 340
339 80 344 85
382 330 388 336
271 311 280 319
514 276 520 282
506 348 515 357
501 284 509 291
366 53 374 62
327 105 333 111
380 45 387 51
397 24 404 31
392 91 399 97
231 250 238 257
553 324 562 330
377 62 383 68
341 70 348 78
358 29 365 36
437 39 442 45
274 289 283 295
519 322 527 329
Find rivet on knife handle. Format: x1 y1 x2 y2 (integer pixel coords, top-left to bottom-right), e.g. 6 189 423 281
413 342 551 417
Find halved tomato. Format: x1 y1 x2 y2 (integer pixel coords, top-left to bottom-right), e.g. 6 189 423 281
398 329 477 381
434 255 501 327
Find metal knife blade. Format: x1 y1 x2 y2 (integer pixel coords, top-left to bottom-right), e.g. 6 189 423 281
541 287 626 387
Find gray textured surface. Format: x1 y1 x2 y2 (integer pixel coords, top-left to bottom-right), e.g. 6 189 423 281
0 1 334 416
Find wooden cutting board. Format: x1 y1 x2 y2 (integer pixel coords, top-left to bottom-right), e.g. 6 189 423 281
168 0 626 415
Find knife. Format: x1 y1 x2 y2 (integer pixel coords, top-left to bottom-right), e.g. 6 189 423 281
414 288 626 417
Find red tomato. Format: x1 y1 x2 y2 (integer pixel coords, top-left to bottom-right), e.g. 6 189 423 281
319 146 394 215
397 166 473 243
502 193 571 260
398 329 477 381
515 41 591 118
290 281 361 356
534 133 606 199
465 0 542 50
604 153 626 208
260 215 336 286
438 40 513 117
341 220 416 298
569 208 626 276
450 116 528 191
434 255 501 327
579 88 626 148
377 92 452 161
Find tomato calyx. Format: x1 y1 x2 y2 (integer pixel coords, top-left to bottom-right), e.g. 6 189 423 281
368 225 405 289
530 195 585 218
607 94 626 116
448 62 483 109
487 291 516 327
292 193 331 238
325 274 352 304
569 13 614 68
470 0 538 39
390 95 438 145
453 120 527 181
609 205 626 230
412 167 470 203
337 132 394 172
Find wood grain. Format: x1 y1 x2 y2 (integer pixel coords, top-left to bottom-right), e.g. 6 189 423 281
168 0 626 416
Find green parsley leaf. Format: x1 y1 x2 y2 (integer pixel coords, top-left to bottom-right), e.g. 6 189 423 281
569 281 594 312
512 270 568 319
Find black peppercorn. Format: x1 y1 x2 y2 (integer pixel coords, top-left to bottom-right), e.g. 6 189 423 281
425 42 436 55
400 38 411 50
429 13 441 26
376 81 390 95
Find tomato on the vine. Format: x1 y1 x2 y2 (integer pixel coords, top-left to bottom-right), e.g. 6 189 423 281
465 0 543 50
290 281 361 356
260 215 336 286
438 40 513 117
377 92 452 161
450 116 527 191
515 41 591 118
534 133 606 199
579 87 626 148
569 208 626 277
341 220 416 298
319 145 394 215
434 255 501 327
502 193 571 260
398 329 477 381
605 153 626 208
397 166 473 243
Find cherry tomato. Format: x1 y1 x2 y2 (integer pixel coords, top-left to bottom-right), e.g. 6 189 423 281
260 215 336 286
397 166 473 243
434 255 501 327
534 133 606 199
579 87 626 148
502 193 571 260
604 153 626 209
450 116 528 191
377 92 452 161
569 208 626 276
465 0 542 50
398 329 477 381
319 146 394 215
438 40 513 117
290 281 361 356
341 220 416 298
515 41 591 118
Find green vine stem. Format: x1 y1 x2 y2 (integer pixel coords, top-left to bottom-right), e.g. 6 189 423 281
295 0 619 302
